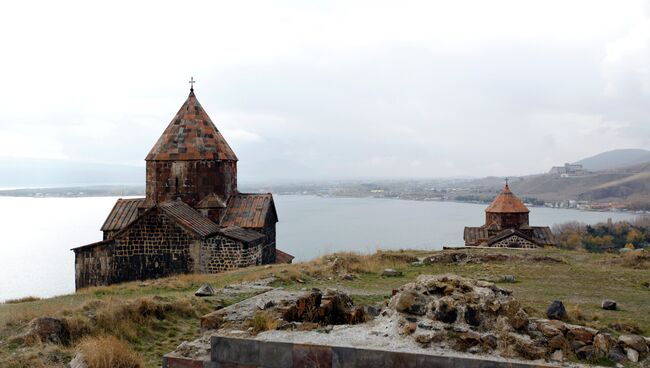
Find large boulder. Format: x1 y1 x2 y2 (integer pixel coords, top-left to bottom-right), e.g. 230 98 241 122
601 299 617 310
382 268 403 277
546 300 567 321
18 317 70 345
195 283 216 297
619 334 649 354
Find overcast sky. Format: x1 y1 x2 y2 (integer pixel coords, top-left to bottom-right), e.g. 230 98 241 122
1 0 650 181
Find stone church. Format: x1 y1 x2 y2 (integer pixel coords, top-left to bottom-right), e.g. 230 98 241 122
463 182 556 247
73 85 293 289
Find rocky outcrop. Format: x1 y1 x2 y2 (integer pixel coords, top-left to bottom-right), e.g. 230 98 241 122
17 317 70 345
422 252 564 265
386 274 650 364
201 288 365 331
178 274 650 367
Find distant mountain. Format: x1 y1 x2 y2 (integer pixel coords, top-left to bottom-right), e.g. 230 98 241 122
574 149 650 171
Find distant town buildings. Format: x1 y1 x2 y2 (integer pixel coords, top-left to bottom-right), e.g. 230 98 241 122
548 163 588 177
463 182 556 248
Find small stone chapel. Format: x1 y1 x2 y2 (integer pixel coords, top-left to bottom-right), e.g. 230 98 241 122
72 82 294 289
463 181 556 248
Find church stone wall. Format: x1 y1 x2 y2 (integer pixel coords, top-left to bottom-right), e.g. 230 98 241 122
486 212 529 232
200 235 265 273
74 209 198 289
110 210 198 284
146 160 237 207
75 242 113 289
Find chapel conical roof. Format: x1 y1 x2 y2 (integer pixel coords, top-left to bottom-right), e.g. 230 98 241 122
485 182 529 213
146 90 238 161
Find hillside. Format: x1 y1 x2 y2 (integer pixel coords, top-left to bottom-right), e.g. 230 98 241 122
506 162 650 205
1 248 649 367
575 149 650 172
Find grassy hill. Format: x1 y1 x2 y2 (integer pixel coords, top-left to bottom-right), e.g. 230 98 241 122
0 248 649 367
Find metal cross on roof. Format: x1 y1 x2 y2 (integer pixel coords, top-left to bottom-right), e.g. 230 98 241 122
189 76 196 92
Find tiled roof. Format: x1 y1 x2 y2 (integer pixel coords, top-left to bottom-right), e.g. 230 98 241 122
101 198 146 231
464 226 556 246
220 226 265 242
159 200 221 237
485 184 529 213
221 193 277 229
463 226 488 244
146 91 238 161
275 248 295 264
196 193 228 209
531 226 556 245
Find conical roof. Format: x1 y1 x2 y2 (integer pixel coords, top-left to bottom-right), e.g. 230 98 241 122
485 183 529 213
146 90 238 161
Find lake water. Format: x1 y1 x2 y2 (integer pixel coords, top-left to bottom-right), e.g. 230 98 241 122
0 195 638 302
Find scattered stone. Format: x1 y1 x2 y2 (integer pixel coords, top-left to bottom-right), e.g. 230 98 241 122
69 353 88 368
567 326 595 344
593 333 616 355
366 305 380 317
501 275 516 283
627 348 640 363
546 300 568 320
547 319 568 333
195 283 216 297
510 308 529 330
550 349 563 361
575 345 596 360
537 322 562 338
608 346 627 363
341 274 355 281
405 316 418 323
18 317 70 345
601 299 617 310
619 334 649 353
382 268 403 277
547 334 569 352
256 300 275 310
404 322 417 334
390 290 428 316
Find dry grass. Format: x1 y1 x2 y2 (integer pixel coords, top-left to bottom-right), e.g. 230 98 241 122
78 336 143 368
4 296 41 304
1 248 650 368
248 311 278 334
277 250 418 282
